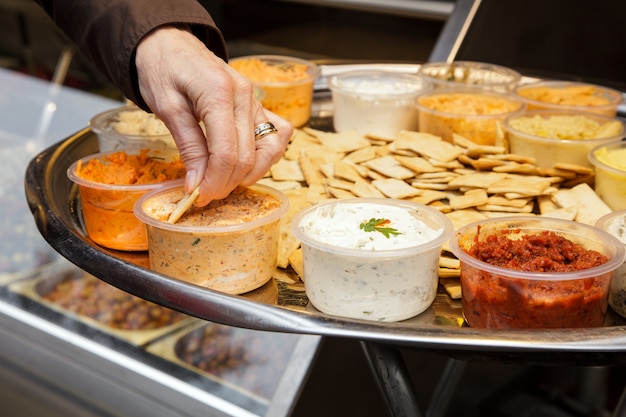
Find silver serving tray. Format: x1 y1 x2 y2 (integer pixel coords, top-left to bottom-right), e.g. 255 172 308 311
25 119 626 365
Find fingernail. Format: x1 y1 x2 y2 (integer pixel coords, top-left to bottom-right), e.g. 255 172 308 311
184 170 197 194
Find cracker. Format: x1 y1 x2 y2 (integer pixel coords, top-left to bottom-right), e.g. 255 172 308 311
352 178 385 198
553 162 594 176
396 130 465 162
372 178 422 198
540 206 578 221
299 156 326 186
476 201 534 213
449 189 489 210
487 176 552 196
288 248 305 281
492 162 540 175
394 155 440 173
305 128 371 153
445 208 488 230
408 189 448 205
327 186 356 199
448 171 507 189
440 255 461 270
270 159 305 182
554 183 611 225
334 160 363 182
343 146 378 164
256 178 302 192
365 155 416 180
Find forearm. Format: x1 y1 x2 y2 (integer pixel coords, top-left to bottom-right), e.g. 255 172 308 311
33 0 228 110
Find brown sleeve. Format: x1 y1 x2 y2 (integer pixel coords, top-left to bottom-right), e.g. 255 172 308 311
33 0 228 110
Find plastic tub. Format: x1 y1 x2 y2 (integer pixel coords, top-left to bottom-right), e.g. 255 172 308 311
450 216 625 329
67 148 185 251
291 198 453 322
134 183 289 295
504 109 625 168
418 61 521 92
90 105 176 152
595 210 626 319
514 81 624 116
415 89 524 145
328 70 431 138
588 141 626 210
230 55 320 127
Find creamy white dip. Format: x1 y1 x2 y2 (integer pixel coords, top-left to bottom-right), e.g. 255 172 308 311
298 202 442 250
293 200 451 322
600 212 626 318
330 72 425 138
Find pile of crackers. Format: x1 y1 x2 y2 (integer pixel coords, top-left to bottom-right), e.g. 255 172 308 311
260 127 613 298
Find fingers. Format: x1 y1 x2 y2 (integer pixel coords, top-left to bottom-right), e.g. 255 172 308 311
135 26 293 206
240 110 293 186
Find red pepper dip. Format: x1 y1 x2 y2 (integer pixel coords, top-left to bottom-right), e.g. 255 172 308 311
461 229 611 329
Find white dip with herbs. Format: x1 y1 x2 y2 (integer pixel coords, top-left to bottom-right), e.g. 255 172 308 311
294 201 450 322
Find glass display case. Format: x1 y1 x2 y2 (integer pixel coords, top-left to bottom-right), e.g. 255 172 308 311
0 68 320 417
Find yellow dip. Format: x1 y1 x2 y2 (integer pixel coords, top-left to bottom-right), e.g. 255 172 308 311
508 115 623 140
591 145 626 211
505 113 624 168
138 185 288 295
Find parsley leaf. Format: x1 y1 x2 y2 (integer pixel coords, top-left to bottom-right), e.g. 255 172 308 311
359 218 402 238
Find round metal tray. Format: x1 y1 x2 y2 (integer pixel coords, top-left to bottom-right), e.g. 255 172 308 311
25 121 626 365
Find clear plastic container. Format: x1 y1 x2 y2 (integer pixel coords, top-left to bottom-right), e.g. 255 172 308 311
595 210 626 319
418 61 521 93
230 55 320 128
90 105 176 152
291 198 453 322
514 80 624 116
328 70 431 138
504 109 625 168
134 183 289 295
415 88 524 145
588 141 626 211
67 148 184 251
449 216 625 329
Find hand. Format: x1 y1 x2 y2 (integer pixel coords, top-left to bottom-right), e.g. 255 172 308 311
135 25 293 206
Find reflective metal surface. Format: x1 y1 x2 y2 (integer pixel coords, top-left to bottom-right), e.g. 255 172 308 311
25 110 626 366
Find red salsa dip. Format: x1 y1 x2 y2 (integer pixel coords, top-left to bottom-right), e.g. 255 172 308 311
461 229 611 329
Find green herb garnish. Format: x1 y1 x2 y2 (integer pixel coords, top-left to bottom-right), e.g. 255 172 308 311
360 218 402 238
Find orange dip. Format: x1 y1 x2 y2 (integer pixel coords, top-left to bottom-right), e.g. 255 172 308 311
417 92 523 145
140 186 285 294
76 149 185 185
517 85 612 107
461 230 610 329
230 57 317 127
72 149 185 251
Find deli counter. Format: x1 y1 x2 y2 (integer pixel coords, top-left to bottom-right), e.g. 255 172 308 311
0 68 321 417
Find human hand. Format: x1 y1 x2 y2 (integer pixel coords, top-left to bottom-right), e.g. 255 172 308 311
135 25 293 206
